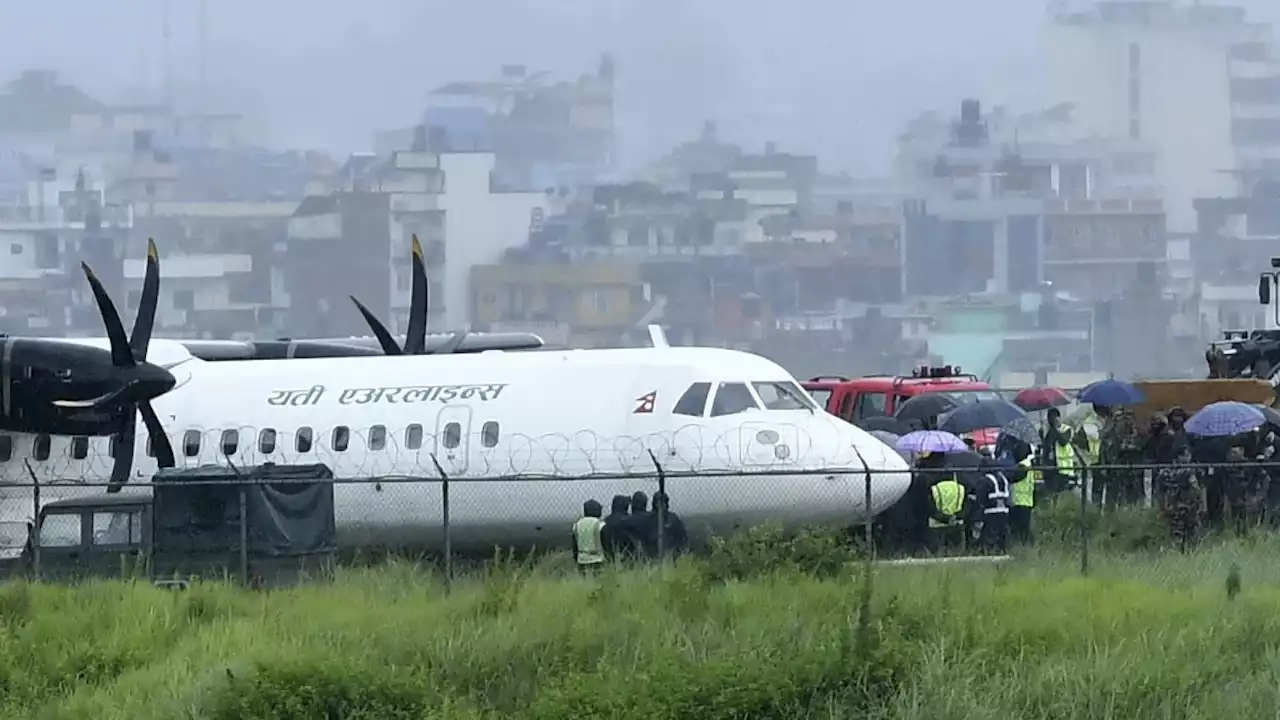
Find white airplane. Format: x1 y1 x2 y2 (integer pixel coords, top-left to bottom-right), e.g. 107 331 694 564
0 340 911 550
0 244 912 552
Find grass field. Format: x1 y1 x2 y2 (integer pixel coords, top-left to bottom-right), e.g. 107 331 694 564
5 510 1280 719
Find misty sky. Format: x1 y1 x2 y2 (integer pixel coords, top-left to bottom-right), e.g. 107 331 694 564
3 1 1277 173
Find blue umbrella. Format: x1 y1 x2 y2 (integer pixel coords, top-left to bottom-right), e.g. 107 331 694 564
896 430 968 455
1185 401 1266 438
1078 378 1145 407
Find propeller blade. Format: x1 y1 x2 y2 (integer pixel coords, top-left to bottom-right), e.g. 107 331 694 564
129 239 160 360
106 423 134 493
349 296 403 355
403 234 428 355
81 262 134 368
434 331 468 355
139 401 174 468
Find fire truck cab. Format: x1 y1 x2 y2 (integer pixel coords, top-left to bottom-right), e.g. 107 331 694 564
801 366 1005 448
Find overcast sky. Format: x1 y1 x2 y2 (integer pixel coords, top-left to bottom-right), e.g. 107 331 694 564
2 1 1276 173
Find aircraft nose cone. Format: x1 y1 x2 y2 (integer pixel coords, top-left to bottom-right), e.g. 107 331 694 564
136 362 176 399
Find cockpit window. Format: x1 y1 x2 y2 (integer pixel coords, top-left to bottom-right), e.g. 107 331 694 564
710 382 760 417
753 381 817 410
673 382 711 416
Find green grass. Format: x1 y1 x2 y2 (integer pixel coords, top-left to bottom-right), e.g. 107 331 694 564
6 510 1280 719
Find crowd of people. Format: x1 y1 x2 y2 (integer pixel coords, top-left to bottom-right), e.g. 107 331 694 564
886 403 1280 557
571 490 688 572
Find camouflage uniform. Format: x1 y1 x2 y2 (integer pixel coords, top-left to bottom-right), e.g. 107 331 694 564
1223 445 1269 536
1098 408 1144 506
1157 448 1202 549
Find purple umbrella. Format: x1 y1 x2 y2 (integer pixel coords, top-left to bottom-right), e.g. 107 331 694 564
896 430 968 455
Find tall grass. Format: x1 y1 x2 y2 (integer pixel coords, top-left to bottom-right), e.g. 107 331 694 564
6 516 1280 719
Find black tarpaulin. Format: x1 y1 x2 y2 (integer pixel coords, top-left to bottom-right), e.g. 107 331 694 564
152 463 336 557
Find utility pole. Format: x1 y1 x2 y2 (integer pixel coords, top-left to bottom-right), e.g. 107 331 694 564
198 0 208 115
161 0 173 110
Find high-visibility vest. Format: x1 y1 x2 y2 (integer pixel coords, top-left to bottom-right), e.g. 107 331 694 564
1012 455 1035 508
572 516 606 564
929 479 966 528
983 472 1011 514
1054 437 1077 477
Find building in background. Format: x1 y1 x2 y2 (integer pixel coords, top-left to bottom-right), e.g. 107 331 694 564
897 98 1166 303
1045 0 1280 232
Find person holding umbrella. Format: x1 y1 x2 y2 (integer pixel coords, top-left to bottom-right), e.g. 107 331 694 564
1078 379 1147 507
893 430 969 554
1186 402 1270 536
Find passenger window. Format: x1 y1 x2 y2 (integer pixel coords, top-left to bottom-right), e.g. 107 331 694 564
183 429 201 457
405 424 423 450
39 514 81 547
710 382 759 417
752 381 812 410
296 427 313 453
33 434 50 461
856 392 888 419
258 428 276 454
369 425 386 451
219 429 239 456
481 421 499 448
0 435 12 461
71 436 89 460
145 435 154 458
673 382 711 416
93 510 141 545
443 422 461 449
332 426 350 452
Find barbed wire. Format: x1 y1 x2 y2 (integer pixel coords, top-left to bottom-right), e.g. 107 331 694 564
0 421 911 486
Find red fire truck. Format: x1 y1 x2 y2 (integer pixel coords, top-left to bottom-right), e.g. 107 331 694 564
801 366 1004 451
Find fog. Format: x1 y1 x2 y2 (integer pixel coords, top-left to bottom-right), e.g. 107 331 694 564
10 1 1273 172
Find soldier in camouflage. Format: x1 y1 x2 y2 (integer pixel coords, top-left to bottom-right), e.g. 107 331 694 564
1157 442 1202 551
1097 405 1144 506
1224 443 1269 536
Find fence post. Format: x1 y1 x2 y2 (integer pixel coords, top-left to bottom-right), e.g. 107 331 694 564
647 450 666 560
238 484 249 587
1079 466 1090 577
429 454 452 593
24 460 40 582
851 447 874 562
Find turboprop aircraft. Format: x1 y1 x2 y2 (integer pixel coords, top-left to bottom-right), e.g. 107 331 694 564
0 245 912 552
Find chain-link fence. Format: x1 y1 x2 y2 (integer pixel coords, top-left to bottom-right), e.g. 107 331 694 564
2 436 1279 587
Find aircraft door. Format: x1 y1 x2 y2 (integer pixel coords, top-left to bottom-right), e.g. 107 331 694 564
434 405 473 476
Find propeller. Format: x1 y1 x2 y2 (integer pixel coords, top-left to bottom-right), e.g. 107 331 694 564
62 239 176 492
350 234 467 355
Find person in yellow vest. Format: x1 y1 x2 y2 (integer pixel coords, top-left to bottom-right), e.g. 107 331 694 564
926 471 968 554
996 434 1036 545
1039 408 1079 494
1072 417 1101 504
571 499 606 575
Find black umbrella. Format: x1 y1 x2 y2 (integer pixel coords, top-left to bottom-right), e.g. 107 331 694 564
998 416 1040 445
859 416 914 435
895 393 959 422
1256 405 1280 430
940 400 1028 435
941 450 987 489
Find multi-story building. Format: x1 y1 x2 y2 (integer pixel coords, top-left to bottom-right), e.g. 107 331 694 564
376 59 615 190
287 150 547 337
469 261 646 348
897 98 1167 302
1193 178 1280 334
1045 0 1280 232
